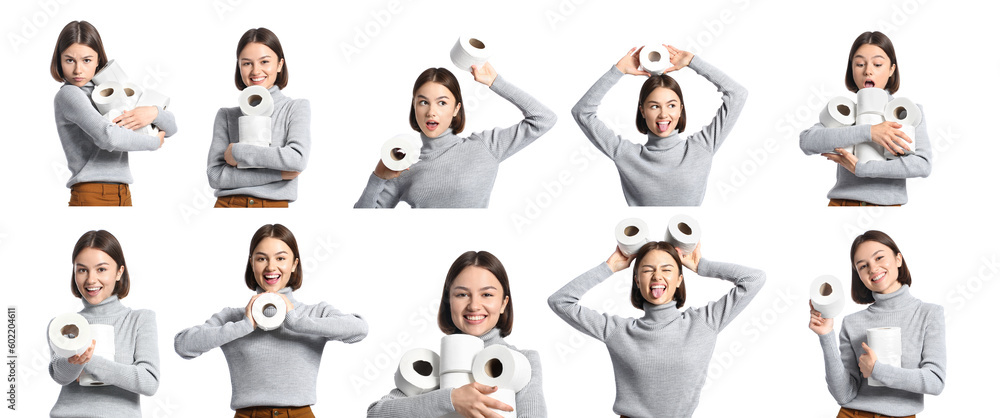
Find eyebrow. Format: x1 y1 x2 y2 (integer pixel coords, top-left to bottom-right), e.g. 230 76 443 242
255 251 289 257
64 54 94 59
641 263 674 268
76 262 109 268
453 285 498 292
241 55 272 61
416 94 450 101
647 99 679 104
854 54 886 60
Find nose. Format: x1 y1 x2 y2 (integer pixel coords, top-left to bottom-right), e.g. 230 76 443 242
73 62 83 75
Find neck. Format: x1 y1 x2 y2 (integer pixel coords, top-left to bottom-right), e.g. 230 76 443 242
645 131 683 150
641 300 680 321
474 327 503 345
870 284 914 311
420 129 460 155
81 295 124 316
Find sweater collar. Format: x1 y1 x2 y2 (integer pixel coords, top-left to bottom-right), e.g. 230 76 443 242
255 286 298 305
644 131 684 151
268 85 288 105
420 129 462 158
81 295 126 316
475 327 504 346
641 300 681 323
870 284 916 312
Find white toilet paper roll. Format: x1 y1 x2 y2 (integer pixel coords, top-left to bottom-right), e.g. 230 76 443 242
79 324 115 386
380 134 422 171
440 334 484 373
615 218 650 256
251 293 286 331
92 59 129 85
136 88 171 110
440 371 474 389
395 348 440 397
809 275 845 319
853 142 885 165
239 86 274 117
664 214 701 253
120 82 143 109
819 97 857 128
48 313 92 358
883 97 922 127
92 82 128 115
483 387 517 418
866 327 902 387
856 88 889 115
855 113 884 126
639 44 671 75
450 36 490 71
472 345 531 392
239 116 273 146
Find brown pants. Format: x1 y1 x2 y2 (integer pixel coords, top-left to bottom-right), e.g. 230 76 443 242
837 407 915 418
214 195 289 208
234 405 314 418
828 199 901 207
69 182 132 206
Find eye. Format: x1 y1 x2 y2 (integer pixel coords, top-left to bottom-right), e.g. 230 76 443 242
875 255 883 261
256 256 265 262
482 292 494 298
874 63 882 67
83 58 91 63
97 267 106 273
261 60 269 65
65 58 73 64
858 263 868 271
437 101 447 106
77 268 86 273
668 104 676 109
641 268 653 274
418 100 428 106
277 256 285 261
454 292 468 298
650 104 659 110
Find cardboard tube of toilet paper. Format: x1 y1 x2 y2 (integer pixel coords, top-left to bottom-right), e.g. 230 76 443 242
381 134 422 171
664 214 701 253
615 218 649 256
395 348 441 397
92 82 128 115
239 85 274 117
440 334 484 373
856 88 889 115
819 97 857 128
472 345 531 392
883 125 916 159
121 82 143 110
440 371 474 389
79 324 115 386
48 313 92 358
639 44 671 75
450 36 490 71
92 59 129 85
809 275 845 318
884 97 922 127
854 142 885 165
136 88 171 110
252 293 286 331
866 327 902 387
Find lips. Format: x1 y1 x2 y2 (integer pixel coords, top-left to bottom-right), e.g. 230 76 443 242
463 314 486 324
250 76 267 85
85 285 102 297
651 284 666 299
870 271 886 283
426 120 439 131
865 80 875 88
263 272 281 285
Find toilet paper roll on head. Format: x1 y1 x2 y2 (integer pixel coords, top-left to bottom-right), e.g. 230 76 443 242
381 134 422 171
472 345 531 392
239 85 274 117
48 313 92 358
79 324 116 386
866 327 902 387
615 218 650 256
395 348 440 397
639 44 671 75
809 275 845 318
819 97 857 128
251 293 287 331
450 36 490 71
92 59 129 85
664 214 701 253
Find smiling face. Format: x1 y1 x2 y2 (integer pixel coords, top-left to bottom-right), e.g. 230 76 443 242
251 237 298 292
448 266 508 337
852 43 895 90
641 87 683 137
413 82 461 138
635 249 683 305
853 240 903 295
239 42 283 89
60 43 99 87
74 247 123 304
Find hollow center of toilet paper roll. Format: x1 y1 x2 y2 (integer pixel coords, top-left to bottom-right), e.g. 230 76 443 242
484 358 503 378
624 226 639 237
99 88 114 98
837 104 851 116
413 360 433 377
124 88 136 97
820 283 833 297
677 223 692 235
248 95 263 107
391 148 407 161
263 303 277 318
893 107 907 119
648 51 662 63
60 324 80 339
468 38 486 49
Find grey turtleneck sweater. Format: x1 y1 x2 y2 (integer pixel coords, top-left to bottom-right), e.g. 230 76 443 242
207 85 311 202
366 328 546 417
48 296 160 418
819 285 945 416
548 260 765 418
571 56 747 206
53 82 177 187
799 94 931 205
354 75 557 208
173 287 367 410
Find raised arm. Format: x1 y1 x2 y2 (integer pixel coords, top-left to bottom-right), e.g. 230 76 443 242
173 307 253 359
571 66 632 161
55 86 161 152
282 302 369 343
869 305 946 395
470 72 557 162
547 258 627 343
683 55 749 154
696 258 766 331
231 99 311 172
83 310 160 396
206 108 285 190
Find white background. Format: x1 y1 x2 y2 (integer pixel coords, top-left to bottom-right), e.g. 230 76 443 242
1 0 997 416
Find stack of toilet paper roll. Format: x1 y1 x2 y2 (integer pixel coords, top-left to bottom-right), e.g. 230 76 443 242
90 60 169 137
440 334 484 389
882 97 921 159
866 327 902 387
251 293 287 331
818 89 921 163
450 36 490 71
614 215 702 256
809 275 845 318
853 88 889 165
471 345 531 418
236 85 275 169
79 324 115 386
639 44 671 75
381 134 422 171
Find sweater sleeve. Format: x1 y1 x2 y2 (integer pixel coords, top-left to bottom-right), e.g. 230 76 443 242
366 387 456 417
282 302 369 343
83 310 160 396
571 67 632 160
470 75 557 162
150 106 178 137
683 56 748 154
799 124 871 155
853 104 932 179
869 304 946 395
547 262 626 343
173 307 254 359
55 86 161 152
47 317 86 386
206 108 284 190
695 259 766 332
231 99 311 172
515 349 547 418
354 173 402 208
819 327 862 405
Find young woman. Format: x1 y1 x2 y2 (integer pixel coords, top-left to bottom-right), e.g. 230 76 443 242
799 31 931 206
51 21 176 206
174 224 367 417
549 241 764 417
367 251 546 417
571 45 747 206
48 230 159 417
354 64 557 208
809 230 945 417
207 28 310 208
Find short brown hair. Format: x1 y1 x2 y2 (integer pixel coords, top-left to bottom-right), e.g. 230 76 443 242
636 75 687 134
244 224 302 290
845 31 899 94
438 251 513 337
410 68 466 134
50 21 107 83
849 230 911 304
71 230 129 299
235 28 288 90
630 242 686 309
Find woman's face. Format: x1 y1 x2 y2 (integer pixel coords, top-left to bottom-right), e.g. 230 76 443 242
239 42 283 89
251 237 298 292
853 240 903 295
60 43 99 87
851 43 895 90
641 87 683 137
74 247 123 305
635 249 683 305
448 266 508 337
413 82 461 138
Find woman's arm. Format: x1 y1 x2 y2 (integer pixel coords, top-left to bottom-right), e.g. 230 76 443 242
173 307 253 359
81 310 159 396
799 123 872 155
230 99 311 172
869 304 946 395
547 261 626 343
366 388 456 418
282 302 369 343
853 105 932 179
571 66 632 161
515 350 547 418
206 108 285 190
683 55 749 154
469 72 557 162
695 258 766 331
55 86 161 152
150 106 178 137
819 327 862 405
354 173 402 208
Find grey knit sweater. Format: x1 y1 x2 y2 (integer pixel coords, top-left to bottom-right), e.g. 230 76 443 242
366 328 546 417
571 56 747 206
354 75 556 208
173 287 368 410
548 260 765 418
799 94 931 205
207 85 311 202
54 82 177 187
819 285 945 416
48 296 159 418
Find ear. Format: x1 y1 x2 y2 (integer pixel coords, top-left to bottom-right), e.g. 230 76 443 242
292 257 299 273
453 102 462 117
116 265 125 281
895 252 903 268
500 295 509 314
277 58 285 73
677 273 684 285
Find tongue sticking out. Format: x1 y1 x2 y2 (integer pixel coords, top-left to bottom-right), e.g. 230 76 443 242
657 122 669 133
651 287 665 299
865 81 875 88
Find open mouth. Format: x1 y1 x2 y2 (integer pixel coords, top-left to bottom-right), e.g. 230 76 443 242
250 76 267 85
85 285 102 296
650 284 666 299
656 121 671 133
870 271 886 284
426 120 439 131
263 272 281 285
864 80 875 88
464 314 486 324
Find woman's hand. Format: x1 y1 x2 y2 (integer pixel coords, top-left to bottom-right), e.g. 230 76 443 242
859 342 878 378
451 382 512 418
225 144 238 167
615 47 650 76
281 171 300 180
678 242 701 273
606 247 634 273
113 106 158 130
67 340 96 365
808 301 834 336
277 292 294 312
471 62 498 87
373 160 403 180
663 45 694 73
871 121 912 155
244 294 262 329
822 148 858 174
157 130 165 148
